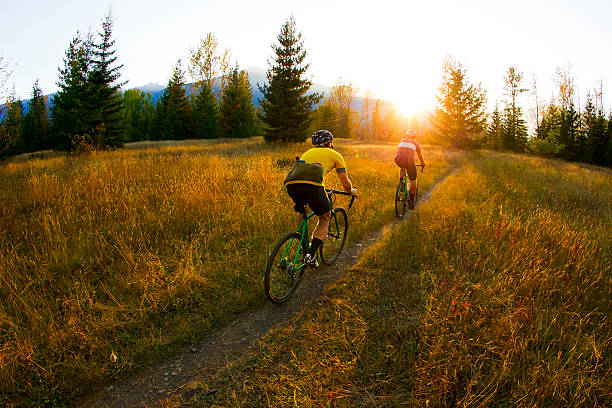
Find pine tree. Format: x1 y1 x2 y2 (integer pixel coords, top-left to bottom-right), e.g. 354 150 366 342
582 95 608 165
122 89 154 141
312 100 338 136
192 83 218 138
22 80 51 152
0 92 23 156
431 57 487 148
558 103 580 160
606 113 612 166
51 32 92 150
486 103 503 150
259 16 321 143
538 103 561 140
153 60 192 140
218 66 257 138
88 11 126 147
371 99 383 141
500 67 528 152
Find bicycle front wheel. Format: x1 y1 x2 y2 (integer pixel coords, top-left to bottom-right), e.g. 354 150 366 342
319 207 348 265
264 232 306 304
395 182 407 218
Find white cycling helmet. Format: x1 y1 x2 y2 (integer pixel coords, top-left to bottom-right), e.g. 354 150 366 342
405 129 417 137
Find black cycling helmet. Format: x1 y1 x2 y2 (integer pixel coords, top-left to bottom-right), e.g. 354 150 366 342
312 130 333 147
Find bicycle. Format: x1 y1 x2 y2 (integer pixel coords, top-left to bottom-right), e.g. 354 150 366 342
395 164 423 218
264 189 356 304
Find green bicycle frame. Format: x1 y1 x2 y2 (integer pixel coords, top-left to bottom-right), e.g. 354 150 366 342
278 211 316 272
278 193 344 271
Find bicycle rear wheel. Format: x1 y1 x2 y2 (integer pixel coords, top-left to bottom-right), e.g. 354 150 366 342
395 181 407 218
319 207 348 265
264 232 306 304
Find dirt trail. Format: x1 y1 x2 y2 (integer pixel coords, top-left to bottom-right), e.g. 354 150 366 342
83 169 458 408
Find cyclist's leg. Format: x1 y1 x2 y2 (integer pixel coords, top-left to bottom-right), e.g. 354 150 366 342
286 184 308 227
407 163 418 195
306 186 331 257
313 211 331 241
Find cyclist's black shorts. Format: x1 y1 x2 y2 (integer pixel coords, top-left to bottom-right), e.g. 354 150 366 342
286 183 331 216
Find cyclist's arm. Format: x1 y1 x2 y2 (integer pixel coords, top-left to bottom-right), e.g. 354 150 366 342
336 170 358 197
416 144 425 167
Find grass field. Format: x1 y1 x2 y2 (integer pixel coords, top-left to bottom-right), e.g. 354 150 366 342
167 152 612 407
0 138 464 406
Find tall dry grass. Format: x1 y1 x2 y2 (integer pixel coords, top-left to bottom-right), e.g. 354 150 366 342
0 139 462 405
185 152 611 407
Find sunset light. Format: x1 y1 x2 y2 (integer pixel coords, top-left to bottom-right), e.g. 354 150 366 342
1 1 611 406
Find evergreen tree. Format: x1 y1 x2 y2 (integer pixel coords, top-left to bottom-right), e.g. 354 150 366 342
431 57 487 148
371 99 383 141
153 60 192 140
259 16 321 143
486 103 503 150
0 92 23 157
51 32 92 150
88 11 126 147
122 89 155 141
500 67 528 152
607 113 612 166
21 80 51 152
311 100 338 136
218 66 257 138
529 102 564 156
537 103 561 140
558 103 580 160
581 95 606 164
192 83 218 138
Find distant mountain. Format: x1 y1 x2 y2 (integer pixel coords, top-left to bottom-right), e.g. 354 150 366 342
4 68 374 119
132 67 333 107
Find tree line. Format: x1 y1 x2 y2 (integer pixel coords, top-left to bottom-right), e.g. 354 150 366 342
1 14 611 168
0 15 316 157
429 57 612 167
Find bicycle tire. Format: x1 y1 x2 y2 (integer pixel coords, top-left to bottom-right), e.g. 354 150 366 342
395 181 407 218
264 232 307 304
319 207 348 264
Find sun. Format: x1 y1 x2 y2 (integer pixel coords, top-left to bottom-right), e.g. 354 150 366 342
394 98 423 118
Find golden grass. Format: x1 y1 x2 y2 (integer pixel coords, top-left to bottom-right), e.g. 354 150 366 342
180 151 611 407
0 138 463 405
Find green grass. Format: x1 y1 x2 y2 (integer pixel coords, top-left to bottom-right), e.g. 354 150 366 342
0 138 463 406
175 151 611 407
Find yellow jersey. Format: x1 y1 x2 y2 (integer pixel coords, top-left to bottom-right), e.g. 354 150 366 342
284 147 347 187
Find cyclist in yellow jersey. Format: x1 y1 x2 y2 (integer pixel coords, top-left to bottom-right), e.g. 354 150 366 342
283 130 358 268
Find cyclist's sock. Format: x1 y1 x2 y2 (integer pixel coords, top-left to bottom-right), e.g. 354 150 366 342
309 238 323 256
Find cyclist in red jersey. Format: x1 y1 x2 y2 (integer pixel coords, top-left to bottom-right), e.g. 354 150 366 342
394 129 425 205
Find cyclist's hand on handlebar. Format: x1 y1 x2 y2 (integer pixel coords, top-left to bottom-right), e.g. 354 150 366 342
421 163 426 172
351 187 358 197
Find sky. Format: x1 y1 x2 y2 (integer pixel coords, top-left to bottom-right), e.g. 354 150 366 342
2 0 612 118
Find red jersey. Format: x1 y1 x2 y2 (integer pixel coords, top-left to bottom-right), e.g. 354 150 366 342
394 138 423 166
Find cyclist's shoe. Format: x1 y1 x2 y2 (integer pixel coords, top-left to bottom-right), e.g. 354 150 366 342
304 253 319 269
408 196 415 210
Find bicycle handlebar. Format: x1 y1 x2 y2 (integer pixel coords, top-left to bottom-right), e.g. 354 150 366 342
325 188 356 209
